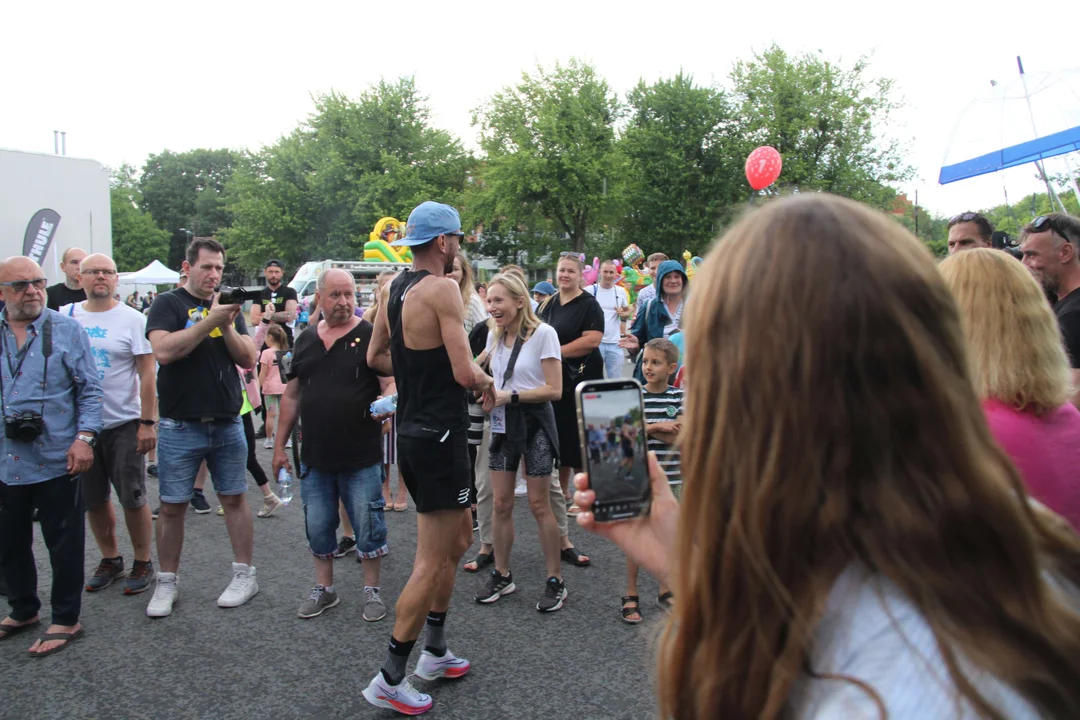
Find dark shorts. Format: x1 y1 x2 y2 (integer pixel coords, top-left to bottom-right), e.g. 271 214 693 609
397 431 471 514
82 420 147 511
489 426 556 477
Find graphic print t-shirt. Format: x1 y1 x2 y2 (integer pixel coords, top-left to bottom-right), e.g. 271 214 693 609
64 302 151 429
145 288 248 420
644 386 683 484
260 284 299 344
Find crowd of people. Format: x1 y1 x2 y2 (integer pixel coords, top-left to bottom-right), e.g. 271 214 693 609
0 195 1078 717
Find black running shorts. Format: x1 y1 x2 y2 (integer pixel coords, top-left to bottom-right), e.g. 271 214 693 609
397 431 471 513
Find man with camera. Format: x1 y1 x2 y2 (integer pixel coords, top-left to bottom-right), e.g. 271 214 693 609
65 254 158 596
144 238 259 618
0 256 103 656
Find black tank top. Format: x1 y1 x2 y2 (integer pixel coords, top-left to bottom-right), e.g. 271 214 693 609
387 270 468 438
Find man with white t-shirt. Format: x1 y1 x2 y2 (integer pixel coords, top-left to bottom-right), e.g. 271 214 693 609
584 260 630 379
64 254 158 596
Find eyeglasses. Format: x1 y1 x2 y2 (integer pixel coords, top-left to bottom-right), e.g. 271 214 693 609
1030 215 1073 244
81 269 117 277
0 278 47 293
560 252 586 262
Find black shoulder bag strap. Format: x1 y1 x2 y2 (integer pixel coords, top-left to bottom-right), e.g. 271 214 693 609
499 332 525 390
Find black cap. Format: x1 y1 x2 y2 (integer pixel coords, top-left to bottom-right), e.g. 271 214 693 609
265 259 284 269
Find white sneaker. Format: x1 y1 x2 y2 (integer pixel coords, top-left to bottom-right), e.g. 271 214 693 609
285 437 293 449
217 563 259 608
514 478 527 497
146 572 179 618
362 672 432 715
415 648 471 681
263 437 274 450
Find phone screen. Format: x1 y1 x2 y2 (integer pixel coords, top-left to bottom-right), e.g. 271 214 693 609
577 380 650 521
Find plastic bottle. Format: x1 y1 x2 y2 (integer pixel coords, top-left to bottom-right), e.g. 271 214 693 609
277 467 294 506
369 393 398 416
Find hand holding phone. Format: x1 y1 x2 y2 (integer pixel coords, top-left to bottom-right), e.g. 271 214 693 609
572 452 681 585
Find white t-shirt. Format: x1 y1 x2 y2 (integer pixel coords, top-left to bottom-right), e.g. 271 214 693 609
64 302 153 429
485 323 561 393
585 284 630 343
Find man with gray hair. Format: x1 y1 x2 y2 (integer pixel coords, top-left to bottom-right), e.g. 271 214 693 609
273 269 396 621
0 255 102 656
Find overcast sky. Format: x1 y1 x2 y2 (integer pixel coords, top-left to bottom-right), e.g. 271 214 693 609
3 0 1078 218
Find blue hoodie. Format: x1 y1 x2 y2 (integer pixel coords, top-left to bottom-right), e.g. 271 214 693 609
628 259 688 382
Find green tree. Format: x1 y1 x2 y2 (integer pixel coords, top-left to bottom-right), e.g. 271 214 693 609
471 59 623 253
728 46 913 208
619 72 739 258
222 78 472 272
139 148 239 267
109 165 170 272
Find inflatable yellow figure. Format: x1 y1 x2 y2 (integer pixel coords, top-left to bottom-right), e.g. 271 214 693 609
364 217 413 263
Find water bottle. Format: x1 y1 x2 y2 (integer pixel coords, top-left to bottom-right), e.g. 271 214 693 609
277 467 294 506
369 393 398 416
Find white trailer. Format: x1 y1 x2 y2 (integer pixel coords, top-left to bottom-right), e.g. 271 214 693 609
0 148 112 282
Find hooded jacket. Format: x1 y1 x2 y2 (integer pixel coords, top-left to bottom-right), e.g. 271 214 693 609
628 259 688 382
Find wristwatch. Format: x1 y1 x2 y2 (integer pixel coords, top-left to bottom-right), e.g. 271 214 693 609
511 392 520 405
76 432 97 448
138 419 156 426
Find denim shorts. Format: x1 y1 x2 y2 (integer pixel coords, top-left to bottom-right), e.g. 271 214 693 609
301 462 388 559
157 417 248 504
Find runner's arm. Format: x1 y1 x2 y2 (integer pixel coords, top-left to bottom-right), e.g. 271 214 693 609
436 279 492 391
366 281 393 375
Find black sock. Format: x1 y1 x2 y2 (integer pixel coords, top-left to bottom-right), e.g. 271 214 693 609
424 611 447 657
381 636 415 686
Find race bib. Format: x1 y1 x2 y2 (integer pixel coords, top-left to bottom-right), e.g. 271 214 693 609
490 405 506 434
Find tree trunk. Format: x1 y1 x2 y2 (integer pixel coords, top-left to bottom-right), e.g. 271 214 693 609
571 227 586 253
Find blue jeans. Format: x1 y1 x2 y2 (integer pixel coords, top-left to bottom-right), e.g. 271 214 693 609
301 463 388 559
599 342 623 379
157 417 248 503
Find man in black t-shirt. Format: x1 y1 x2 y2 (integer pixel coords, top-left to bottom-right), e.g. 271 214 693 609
143 237 260 619
45 247 88 311
273 269 395 622
250 259 298 346
1020 213 1080 407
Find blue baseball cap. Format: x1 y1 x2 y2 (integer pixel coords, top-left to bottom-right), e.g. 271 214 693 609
532 281 556 296
392 201 463 247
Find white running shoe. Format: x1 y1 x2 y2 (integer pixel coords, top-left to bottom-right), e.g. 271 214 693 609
414 649 471 681
362 672 433 716
263 437 274 450
217 563 259 608
285 436 293 449
514 478 527 497
146 572 179 618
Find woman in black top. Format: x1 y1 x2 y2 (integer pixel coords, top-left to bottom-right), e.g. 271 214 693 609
539 253 604 518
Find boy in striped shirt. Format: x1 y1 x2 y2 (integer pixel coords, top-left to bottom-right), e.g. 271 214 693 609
621 338 682 625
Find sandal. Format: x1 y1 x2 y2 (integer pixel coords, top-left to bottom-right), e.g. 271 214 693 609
393 501 408 512
29 627 84 657
657 591 674 611
621 596 643 624
0 618 40 642
463 551 494 573
566 504 581 517
560 547 591 567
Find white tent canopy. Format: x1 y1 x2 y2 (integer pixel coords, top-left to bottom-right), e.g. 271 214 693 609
118 259 178 284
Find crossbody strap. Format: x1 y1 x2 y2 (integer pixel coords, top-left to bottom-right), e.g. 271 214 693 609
499 333 525 390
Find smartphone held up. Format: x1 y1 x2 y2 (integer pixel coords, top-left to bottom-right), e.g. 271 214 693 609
575 379 651 522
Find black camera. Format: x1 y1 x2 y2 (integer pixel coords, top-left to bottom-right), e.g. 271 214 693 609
216 286 263 305
5 412 44 442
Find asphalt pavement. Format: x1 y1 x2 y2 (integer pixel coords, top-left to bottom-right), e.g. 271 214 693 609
0 443 662 720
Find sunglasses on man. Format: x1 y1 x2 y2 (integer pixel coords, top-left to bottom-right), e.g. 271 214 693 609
0 278 47 294
1030 215 1073 244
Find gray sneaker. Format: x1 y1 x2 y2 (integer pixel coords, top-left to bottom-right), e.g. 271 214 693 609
297 586 340 619
363 587 387 622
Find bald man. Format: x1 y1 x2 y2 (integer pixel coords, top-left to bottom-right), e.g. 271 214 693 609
46 247 88 311
67 254 158 596
0 256 103 656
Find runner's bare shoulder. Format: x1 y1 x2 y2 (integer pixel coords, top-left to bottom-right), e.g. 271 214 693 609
402 275 462 349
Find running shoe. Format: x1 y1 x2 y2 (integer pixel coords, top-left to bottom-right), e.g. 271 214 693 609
151 506 160 520
125 560 155 595
362 672 432 716
333 536 357 557
414 649 471 681
217 563 259 608
514 478 527 497
263 437 274 450
85 557 124 592
190 490 212 514
146 572 179 618
476 570 515 604
536 576 567 613
146 463 159 477
363 587 387 622
297 586 340 618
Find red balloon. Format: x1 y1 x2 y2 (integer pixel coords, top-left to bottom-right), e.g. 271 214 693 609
745 146 783 190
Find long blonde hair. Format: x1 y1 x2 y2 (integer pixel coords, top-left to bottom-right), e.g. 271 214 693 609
939 248 1073 415
455 251 476 308
487 272 541 343
663 194 1080 719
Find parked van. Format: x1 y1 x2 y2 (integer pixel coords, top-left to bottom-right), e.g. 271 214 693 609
289 259 409 310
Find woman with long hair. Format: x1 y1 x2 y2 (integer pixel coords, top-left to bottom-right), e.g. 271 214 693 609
575 194 1080 719
450 252 488 334
940 248 1080 530
539 253 604 527
472 273 567 611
